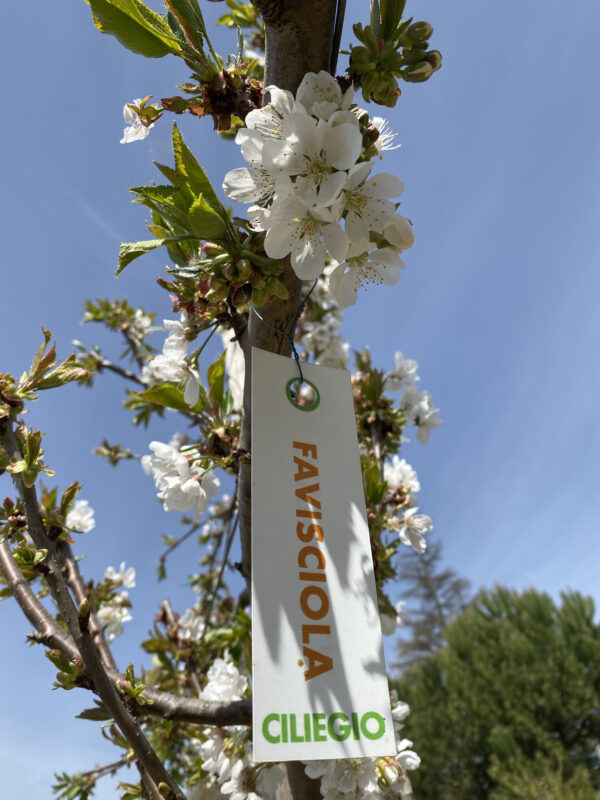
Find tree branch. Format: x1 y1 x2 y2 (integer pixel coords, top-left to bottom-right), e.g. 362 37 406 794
0 418 187 800
0 456 251 728
0 539 80 661
81 349 145 385
59 540 118 672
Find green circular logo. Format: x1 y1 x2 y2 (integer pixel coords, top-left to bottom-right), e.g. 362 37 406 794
285 378 320 412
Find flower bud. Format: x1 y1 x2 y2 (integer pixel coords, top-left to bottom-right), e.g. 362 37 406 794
231 284 253 308
207 278 230 302
350 46 376 73
235 258 254 282
426 49 442 71
402 61 434 83
402 21 434 45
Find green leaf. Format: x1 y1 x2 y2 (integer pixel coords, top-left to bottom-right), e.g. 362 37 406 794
164 0 206 47
130 184 182 205
363 462 387 505
117 235 197 274
59 481 81 519
85 0 181 58
33 548 48 566
189 194 228 241
136 381 207 413
37 354 93 390
77 702 113 721
207 351 226 409
222 387 234 416
172 124 226 216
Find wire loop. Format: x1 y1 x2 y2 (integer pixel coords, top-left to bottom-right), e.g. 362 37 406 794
250 278 318 384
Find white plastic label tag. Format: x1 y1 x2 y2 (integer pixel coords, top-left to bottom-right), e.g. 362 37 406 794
251 347 395 762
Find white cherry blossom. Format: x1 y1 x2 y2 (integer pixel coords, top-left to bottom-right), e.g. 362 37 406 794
342 162 405 242
397 507 433 554
120 99 153 144
199 658 247 703
264 113 362 184
104 562 136 588
400 385 442 443
263 197 348 279
177 608 205 642
386 351 419 391
66 499 95 533
220 330 245 410
296 70 354 120
141 440 220 515
371 116 401 156
384 456 420 497
221 760 260 800
380 600 409 636
329 242 404 307
141 313 201 407
244 85 295 140
383 215 415 252
97 595 132 641
396 739 421 771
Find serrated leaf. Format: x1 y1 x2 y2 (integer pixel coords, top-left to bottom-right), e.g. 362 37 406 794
172 124 226 217
59 481 81 518
117 234 197 274
207 351 226 409
164 0 206 48
28 329 54 384
136 381 207 413
189 194 228 240
85 0 181 58
37 354 93 390
131 183 179 201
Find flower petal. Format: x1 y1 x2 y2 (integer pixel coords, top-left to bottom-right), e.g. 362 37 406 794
324 122 363 170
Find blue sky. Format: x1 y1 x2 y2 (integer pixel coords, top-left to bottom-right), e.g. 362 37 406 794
2 0 600 797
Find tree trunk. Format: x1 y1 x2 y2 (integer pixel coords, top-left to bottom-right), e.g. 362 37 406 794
236 2 340 798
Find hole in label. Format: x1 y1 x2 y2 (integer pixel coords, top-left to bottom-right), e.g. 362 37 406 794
286 378 320 412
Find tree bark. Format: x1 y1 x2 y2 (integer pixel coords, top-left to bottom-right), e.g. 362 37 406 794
237 2 340 798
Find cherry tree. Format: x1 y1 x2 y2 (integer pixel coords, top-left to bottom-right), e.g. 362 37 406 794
0 1 442 798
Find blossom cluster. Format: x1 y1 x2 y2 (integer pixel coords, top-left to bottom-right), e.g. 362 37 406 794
141 312 201 407
97 562 136 641
141 436 220 515
190 659 419 800
303 692 420 799
386 351 442 444
223 71 415 306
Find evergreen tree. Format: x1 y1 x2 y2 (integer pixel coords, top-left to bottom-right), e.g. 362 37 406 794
395 538 471 671
396 588 600 799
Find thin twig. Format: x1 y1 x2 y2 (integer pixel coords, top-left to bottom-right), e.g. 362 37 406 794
59 541 118 672
82 349 145 385
0 540 79 661
160 599 202 696
330 0 347 73
199 514 239 648
158 520 203 567
81 756 130 780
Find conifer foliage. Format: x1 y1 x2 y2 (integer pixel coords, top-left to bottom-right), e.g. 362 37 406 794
395 588 600 799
